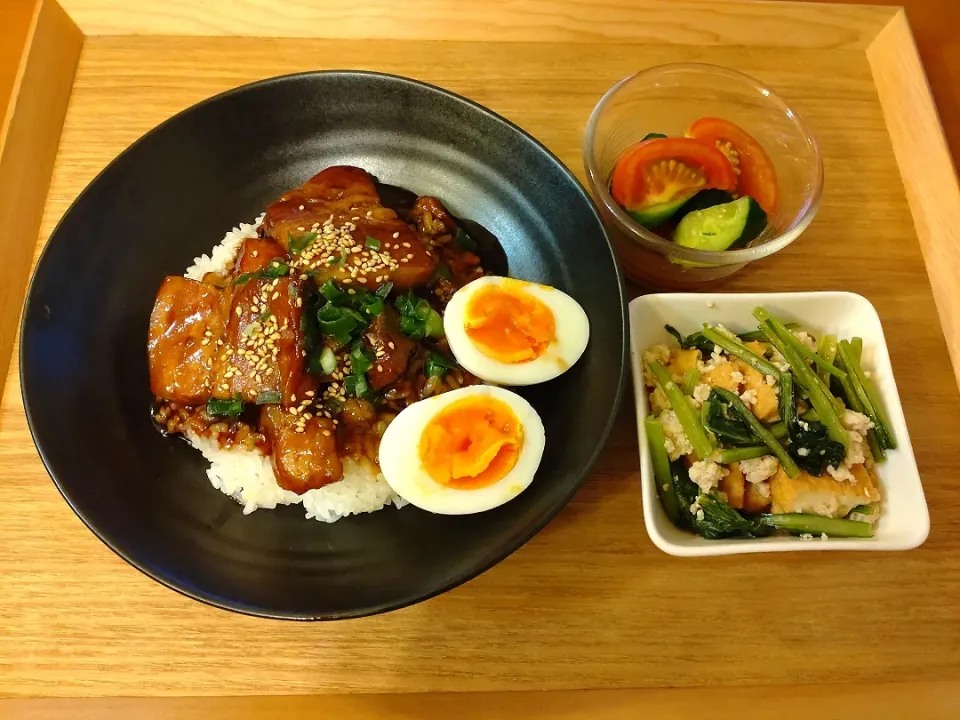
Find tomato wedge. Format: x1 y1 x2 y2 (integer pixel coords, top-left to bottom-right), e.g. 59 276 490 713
610 138 737 224
686 117 779 215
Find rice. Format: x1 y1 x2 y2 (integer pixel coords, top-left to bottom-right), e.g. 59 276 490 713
181 217 406 523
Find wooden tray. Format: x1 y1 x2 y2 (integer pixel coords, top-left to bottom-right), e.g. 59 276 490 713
3 0 960 713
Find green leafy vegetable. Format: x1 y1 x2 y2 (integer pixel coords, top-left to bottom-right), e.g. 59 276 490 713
702 390 757 446
837 340 896 450
665 324 713 354
695 493 770 539
375 281 394 298
711 386 800 478
255 390 282 405
206 395 244 416
365 236 381 250
426 352 457 378
288 231 317 255
781 369 844 476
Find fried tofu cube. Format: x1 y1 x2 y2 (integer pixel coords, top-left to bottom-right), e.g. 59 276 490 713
770 465 880 517
260 405 342 493
743 340 769 357
702 361 742 391
667 348 701 381
736 361 779 421
211 278 304 403
743 481 772 512
719 464 746 509
148 276 227 404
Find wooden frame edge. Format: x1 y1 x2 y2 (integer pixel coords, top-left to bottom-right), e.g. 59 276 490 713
0 0 83 402
867 9 960 388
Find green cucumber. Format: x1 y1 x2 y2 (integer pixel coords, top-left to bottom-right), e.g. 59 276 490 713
627 194 691 228
641 132 668 141
673 195 767 252
676 189 736 219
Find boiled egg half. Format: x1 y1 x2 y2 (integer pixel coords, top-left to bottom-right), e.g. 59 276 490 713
378 385 545 514
443 276 589 385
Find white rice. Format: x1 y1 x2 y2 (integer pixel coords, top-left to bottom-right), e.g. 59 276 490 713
181 218 406 523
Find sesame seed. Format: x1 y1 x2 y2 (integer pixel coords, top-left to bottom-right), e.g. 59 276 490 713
201 338 210 346
322 430 331 437
376 364 383 372
388 341 395 349
306 390 315 397
392 232 400 238
220 383 229 391
298 204 304 210
272 291 280 300
296 297 303 307
255 374 262 383
252 250 259 258
297 226 305 231
402 242 411 248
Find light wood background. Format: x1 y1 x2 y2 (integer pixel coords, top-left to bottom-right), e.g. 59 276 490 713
3 0 960 716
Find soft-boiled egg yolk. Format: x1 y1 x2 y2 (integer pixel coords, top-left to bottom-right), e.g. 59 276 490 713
444 276 590 386
464 283 556 364
378 385 546 515
419 395 523 489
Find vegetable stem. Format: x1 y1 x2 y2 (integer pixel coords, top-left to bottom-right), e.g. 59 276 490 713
757 315 849 449
837 340 896 450
755 309 846 380
700 326 781 377
681 368 701 395
648 361 714 460
645 417 683 526
739 322 799 343
718 445 770 464
834 349 887 462
817 334 838 386
851 337 863 361
712 387 800 477
761 513 874 538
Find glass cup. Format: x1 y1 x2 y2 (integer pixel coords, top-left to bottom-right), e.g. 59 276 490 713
583 63 823 289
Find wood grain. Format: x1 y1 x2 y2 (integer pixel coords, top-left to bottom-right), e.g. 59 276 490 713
0 0 82 403
54 0 896 48
868 11 960 389
3 33 960 698
3 682 960 719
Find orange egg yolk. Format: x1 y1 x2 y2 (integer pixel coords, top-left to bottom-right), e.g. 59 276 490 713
464 282 556 363
419 396 523 489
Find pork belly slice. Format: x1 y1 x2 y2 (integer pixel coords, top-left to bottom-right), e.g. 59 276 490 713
262 165 436 290
148 276 228 405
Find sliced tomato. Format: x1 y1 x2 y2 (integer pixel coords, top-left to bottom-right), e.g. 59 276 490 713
611 138 737 217
686 117 779 215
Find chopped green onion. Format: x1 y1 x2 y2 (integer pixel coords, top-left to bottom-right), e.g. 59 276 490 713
324 397 344 414
320 280 347 304
255 390 281 405
426 352 457 378
327 249 347 265
262 260 289 278
287 282 298 299
761 513 874 538
645 417 682 526
316 304 361 345
424 307 444 338
242 321 262 337
365 236 381 250
345 372 372 400
453 228 478 252
319 346 337 375
350 343 374 375
360 294 384 318
257 310 272 323
376 281 394 298
288 231 317 255
206 395 244 416
648 361 713 460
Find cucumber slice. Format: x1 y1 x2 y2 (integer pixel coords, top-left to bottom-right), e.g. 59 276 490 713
674 195 767 252
676 189 736 219
641 132 668 141
627 194 690 228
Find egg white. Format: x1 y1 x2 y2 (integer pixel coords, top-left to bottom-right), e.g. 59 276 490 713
443 276 590 386
378 385 545 515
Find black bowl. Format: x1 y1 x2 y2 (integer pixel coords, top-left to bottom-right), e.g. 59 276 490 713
21 71 626 619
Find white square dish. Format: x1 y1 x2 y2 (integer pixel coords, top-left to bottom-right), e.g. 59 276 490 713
629 291 929 556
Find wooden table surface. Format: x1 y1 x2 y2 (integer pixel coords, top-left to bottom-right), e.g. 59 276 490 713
3 0 960 717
